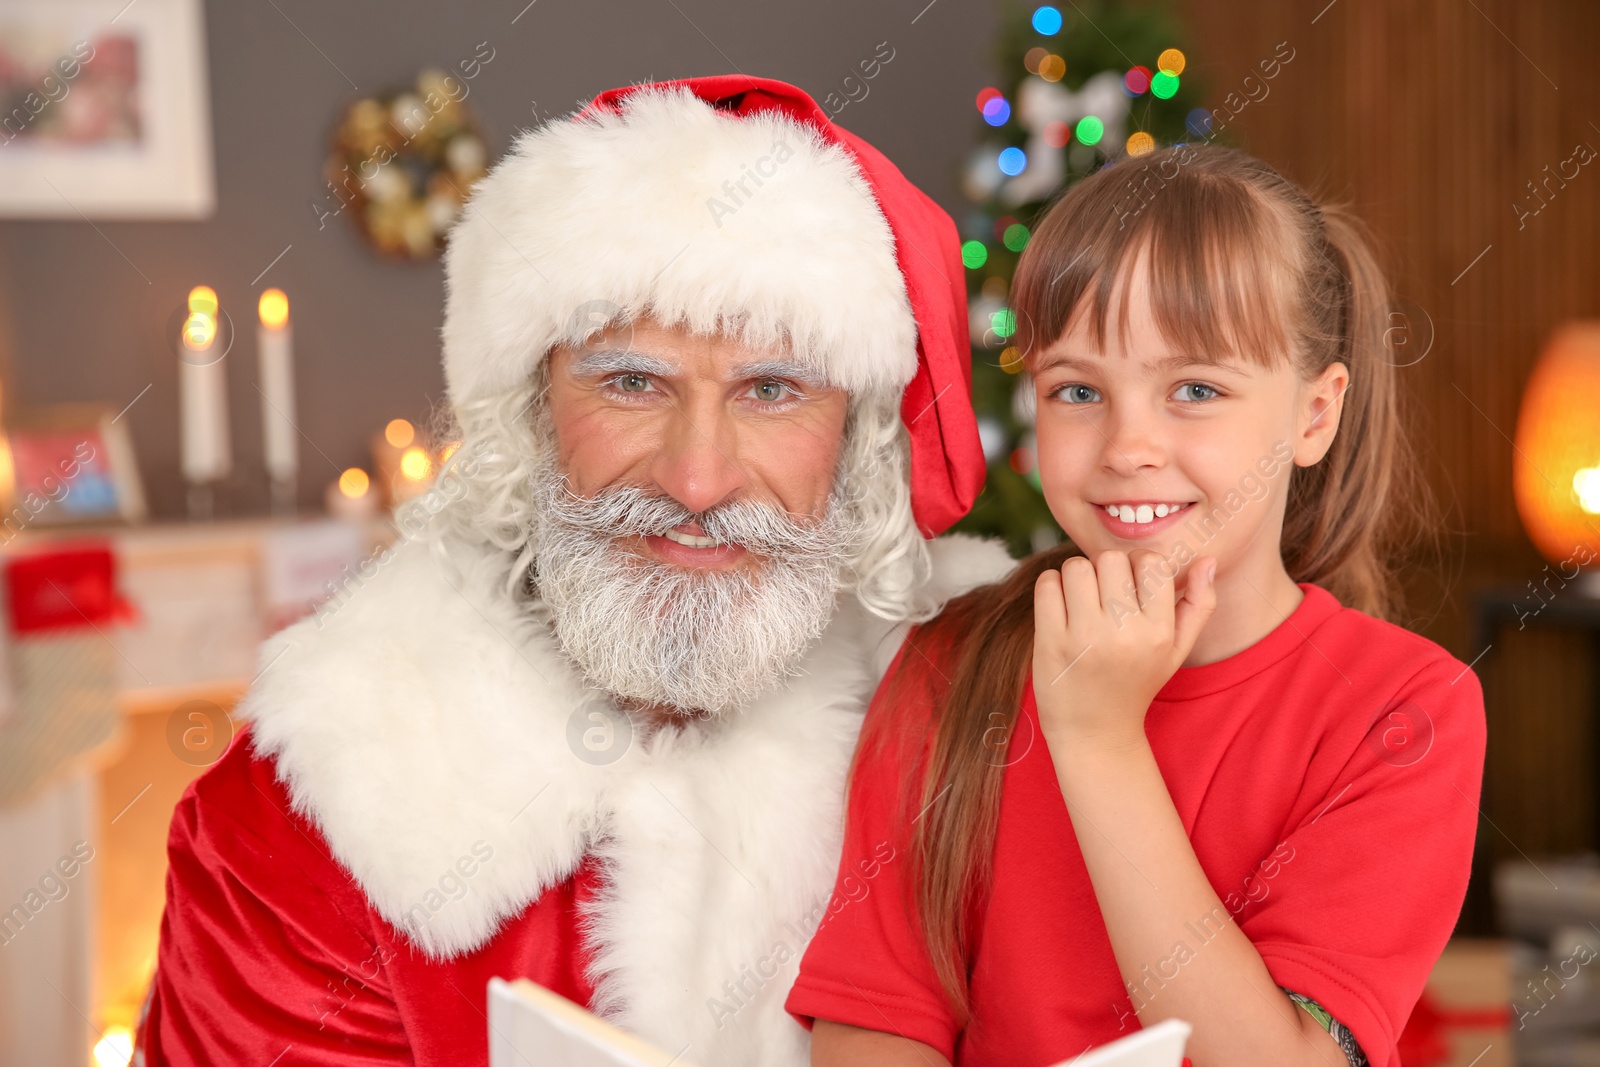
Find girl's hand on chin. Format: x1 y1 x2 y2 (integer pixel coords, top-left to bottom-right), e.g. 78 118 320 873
1031 549 1217 753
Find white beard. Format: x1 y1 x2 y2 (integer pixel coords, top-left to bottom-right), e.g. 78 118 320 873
529 455 858 718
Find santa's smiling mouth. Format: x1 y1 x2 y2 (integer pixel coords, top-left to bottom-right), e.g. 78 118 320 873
662 528 723 548
642 523 747 568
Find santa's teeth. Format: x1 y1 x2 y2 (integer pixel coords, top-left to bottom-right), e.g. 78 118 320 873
663 529 720 548
1154 504 1169 518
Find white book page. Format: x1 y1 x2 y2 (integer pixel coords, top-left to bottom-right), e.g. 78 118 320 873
1046 1018 1192 1067
487 978 697 1067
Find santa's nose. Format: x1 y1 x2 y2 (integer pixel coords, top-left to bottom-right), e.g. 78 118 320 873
651 417 746 515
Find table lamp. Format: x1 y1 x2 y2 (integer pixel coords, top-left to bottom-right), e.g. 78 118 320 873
1513 322 1600 597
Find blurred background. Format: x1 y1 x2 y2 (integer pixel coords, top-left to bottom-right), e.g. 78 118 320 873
0 0 1595 1064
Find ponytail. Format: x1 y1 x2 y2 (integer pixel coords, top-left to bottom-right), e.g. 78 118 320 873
1280 204 1428 620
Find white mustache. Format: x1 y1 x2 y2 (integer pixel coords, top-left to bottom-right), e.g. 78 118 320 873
540 478 854 560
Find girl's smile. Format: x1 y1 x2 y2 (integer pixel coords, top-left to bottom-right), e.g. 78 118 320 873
1091 499 1198 538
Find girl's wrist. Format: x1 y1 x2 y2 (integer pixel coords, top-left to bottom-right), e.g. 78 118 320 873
1039 717 1153 767
1045 731 1165 820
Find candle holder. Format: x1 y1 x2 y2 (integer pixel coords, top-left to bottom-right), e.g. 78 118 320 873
268 474 296 517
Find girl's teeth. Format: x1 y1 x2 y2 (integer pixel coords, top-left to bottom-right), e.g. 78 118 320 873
1103 503 1186 525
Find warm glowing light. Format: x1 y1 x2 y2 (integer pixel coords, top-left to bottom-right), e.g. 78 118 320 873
1513 323 1600 563
1126 131 1156 156
385 418 415 448
258 288 289 329
1038 54 1066 82
339 468 371 498
999 346 1024 373
1158 48 1187 75
438 441 461 464
399 446 433 481
94 1027 133 1067
182 311 217 349
1024 47 1048 74
1575 466 1600 514
0 434 14 504
187 285 218 317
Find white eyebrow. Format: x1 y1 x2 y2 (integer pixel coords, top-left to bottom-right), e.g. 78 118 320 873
568 351 827 387
731 359 827 387
566 349 680 378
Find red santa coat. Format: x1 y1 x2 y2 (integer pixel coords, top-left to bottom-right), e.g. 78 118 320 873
136 530 1015 1067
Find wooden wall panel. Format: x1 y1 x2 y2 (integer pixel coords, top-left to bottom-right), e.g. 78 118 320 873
1174 0 1600 930
1178 0 1596 558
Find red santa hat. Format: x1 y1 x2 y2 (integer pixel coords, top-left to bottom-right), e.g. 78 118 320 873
441 75 984 537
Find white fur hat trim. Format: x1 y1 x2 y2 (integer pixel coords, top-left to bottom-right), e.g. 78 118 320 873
441 85 919 406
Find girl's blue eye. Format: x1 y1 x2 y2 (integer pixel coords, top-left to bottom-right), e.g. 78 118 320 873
1174 382 1219 402
1057 384 1100 404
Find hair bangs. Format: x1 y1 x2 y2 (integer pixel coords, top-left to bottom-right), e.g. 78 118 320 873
1015 149 1302 372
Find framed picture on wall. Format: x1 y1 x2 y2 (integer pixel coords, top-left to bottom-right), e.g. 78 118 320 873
0 0 214 218
1 404 148 528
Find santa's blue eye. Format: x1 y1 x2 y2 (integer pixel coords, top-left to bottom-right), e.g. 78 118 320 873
751 380 792 402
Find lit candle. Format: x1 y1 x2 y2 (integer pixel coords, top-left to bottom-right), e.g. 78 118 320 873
393 445 435 504
257 288 297 513
179 285 231 490
372 419 415 508
326 467 378 521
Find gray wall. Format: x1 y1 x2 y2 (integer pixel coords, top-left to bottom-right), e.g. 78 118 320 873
0 0 997 519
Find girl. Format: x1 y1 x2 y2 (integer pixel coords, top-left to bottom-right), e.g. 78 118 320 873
785 146 1485 1067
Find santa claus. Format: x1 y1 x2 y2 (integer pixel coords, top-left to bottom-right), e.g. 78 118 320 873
136 76 1013 1067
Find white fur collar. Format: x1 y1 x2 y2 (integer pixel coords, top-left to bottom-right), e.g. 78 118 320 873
238 529 1013 1066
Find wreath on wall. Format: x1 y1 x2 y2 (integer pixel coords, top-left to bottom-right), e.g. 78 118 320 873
324 68 490 261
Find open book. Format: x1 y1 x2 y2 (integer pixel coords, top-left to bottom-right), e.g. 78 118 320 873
488 979 700 1067
1047 1018 1192 1066
487 977 1190 1067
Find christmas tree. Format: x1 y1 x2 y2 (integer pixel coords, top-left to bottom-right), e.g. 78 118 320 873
951 0 1203 557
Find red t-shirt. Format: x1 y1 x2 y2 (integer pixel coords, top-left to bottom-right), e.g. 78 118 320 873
785 583 1485 1067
